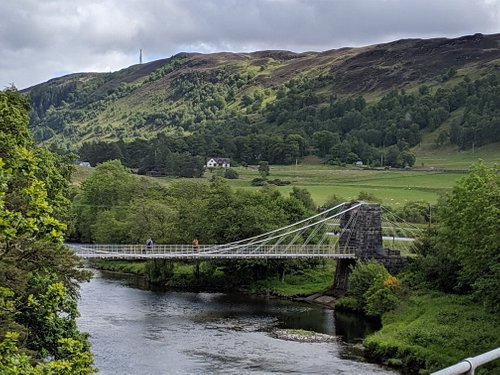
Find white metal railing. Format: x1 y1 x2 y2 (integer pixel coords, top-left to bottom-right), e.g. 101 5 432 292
67 243 356 259
431 347 500 375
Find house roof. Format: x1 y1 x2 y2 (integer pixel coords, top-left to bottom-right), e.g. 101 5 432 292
207 157 230 163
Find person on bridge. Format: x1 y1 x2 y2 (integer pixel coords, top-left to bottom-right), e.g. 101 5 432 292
192 238 199 253
146 238 153 253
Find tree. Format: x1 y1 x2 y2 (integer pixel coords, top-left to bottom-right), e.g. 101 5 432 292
398 201 430 223
410 162 499 312
290 187 316 212
312 130 339 157
436 162 499 312
258 161 270 178
73 160 138 242
0 89 95 372
319 194 346 211
124 199 177 244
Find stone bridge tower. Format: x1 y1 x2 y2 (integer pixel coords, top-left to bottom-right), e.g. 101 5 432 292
330 201 406 296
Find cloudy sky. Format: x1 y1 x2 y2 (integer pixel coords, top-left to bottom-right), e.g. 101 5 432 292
1 0 499 89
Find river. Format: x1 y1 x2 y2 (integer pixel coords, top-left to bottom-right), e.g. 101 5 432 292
78 270 398 374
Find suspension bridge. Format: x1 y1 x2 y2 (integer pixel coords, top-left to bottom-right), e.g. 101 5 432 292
68 201 420 264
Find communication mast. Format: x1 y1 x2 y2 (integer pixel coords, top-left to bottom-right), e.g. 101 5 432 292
139 49 143 64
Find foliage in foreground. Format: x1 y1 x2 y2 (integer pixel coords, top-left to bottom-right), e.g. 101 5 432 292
0 332 95 375
0 89 95 372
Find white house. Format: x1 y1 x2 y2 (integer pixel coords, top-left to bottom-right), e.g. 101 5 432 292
206 157 230 168
79 161 91 167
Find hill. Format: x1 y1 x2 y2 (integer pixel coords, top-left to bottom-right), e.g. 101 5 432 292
23 33 500 171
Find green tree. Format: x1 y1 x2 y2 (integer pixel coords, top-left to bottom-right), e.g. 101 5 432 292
0 89 94 372
319 194 346 211
0 332 95 375
258 161 270 178
73 160 138 242
125 199 177 243
167 180 210 243
312 130 340 157
290 186 316 212
436 162 499 311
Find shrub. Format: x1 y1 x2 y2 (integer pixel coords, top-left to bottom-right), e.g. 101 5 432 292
365 286 401 316
344 261 402 317
336 295 363 311
268 178 291 186
319 194 346 211
396 201 431 224
349 261 389 299
251 177 267 186
224 168 239 179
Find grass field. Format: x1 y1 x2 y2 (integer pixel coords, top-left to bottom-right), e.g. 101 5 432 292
218 165 463 206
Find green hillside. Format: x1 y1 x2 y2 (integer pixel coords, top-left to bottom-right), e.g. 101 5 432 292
23 33 500 171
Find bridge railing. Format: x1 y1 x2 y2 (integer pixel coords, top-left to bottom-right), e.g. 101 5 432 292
431 347 500 375
67 243 356 259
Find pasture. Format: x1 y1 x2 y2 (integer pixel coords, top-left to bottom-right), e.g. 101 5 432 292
220 165 462 206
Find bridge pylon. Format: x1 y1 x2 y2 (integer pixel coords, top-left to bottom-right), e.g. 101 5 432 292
330 201 406 297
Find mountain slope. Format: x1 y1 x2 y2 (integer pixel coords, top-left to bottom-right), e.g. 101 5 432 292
24 33 499 147
20 33 500 171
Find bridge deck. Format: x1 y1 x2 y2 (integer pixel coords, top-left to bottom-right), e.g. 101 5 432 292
68 244 356 260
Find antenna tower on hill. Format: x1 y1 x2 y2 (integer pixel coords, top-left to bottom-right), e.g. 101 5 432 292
139 49 143 64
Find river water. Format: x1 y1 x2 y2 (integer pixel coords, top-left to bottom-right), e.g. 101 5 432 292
78 271 398 374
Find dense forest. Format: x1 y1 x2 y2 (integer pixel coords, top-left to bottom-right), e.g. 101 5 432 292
23 33 500 175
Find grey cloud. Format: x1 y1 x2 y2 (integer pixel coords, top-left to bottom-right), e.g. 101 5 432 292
1 0 498 89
